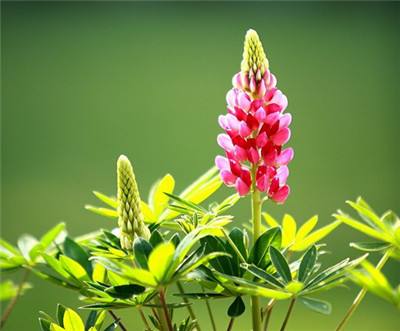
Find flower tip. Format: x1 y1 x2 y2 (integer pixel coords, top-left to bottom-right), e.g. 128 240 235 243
241 29 269 78
117 154 129 164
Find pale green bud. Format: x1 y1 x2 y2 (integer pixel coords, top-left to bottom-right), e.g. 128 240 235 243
117 155 150 249
240 29 269 81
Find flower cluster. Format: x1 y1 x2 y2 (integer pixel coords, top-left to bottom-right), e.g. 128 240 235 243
215 29 293 203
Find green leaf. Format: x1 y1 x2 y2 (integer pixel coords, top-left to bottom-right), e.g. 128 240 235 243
296 216 318 241
40 223 66 250
59 255 90 282
263 213 279 228
93 191 118 208
39 318 52 331
269 247 292 283
229 228 248 261
298 246 317 282
243 264 285 288
57 304 67 326
0 280 31 301
227 296 245 317
0 239 20 256
103 322 118 331
18 234 38 261
300 297 332 315
94 311 106 330
63 308 85 331
84 205 118 218
282 214 297 247
249 227 282 269
50 323 65 331
133 238 153 269
149 230 164 247
335 213 389 242
291 221 341 251
63 237 92 275
201 236 234 275
347 199 385 231
148 242 175 283
150 174 175 217
85 311 97 330
105 284 146 299
349 242 391 252
179 252 231 276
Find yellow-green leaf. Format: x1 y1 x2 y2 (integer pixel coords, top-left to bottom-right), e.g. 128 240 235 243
282 214 296 247
296 216 318 241
148 242 175 283
63 308 84 331
263 213 279 228
92 263 106 283
152 174 175 217
84 205 118 218
92 191 118 208
50 324 66 331
140 201 156 223
59 255 90 282
126 269 157 287
291 220 341 251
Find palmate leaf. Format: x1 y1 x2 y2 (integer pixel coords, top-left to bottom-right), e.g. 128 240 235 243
148 242 175 283
242 264 285 288
92 191 118 208
133 237 153 269
298 246 317 282
64 237 93 276
227 296 245 317
282 214 296 247
349 242 391 252
249 227 281 269
149 174 175 218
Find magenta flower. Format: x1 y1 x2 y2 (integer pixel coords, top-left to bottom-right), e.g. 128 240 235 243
215 29 293 203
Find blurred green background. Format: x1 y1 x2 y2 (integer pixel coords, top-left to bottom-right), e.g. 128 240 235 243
1 1 399 330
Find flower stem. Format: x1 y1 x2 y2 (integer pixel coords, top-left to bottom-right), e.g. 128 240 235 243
226 317 235 331
262 299 276 331
108 310 128 331
138 307 152 331
159 288 174 331
251 165 262 331
0 268 30 329
202 286 217 331
335 249 392 331
177 281 202 331
279 298 296 331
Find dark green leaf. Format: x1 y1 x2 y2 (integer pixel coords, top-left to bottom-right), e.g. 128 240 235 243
300 297 332 315
298 246 317 282
85 311 97 330
269 247 292 283
164 193 207 213
227 296 245 317
133 237 153 269
105 284 146 299
149 230 164 247
249 227 281 269
349 242 391 252
102 230 120 248
201 236 233 275
170 233 181 247
243 264 284 288
63 237 92 275
38 318 51 331
56 304 67 327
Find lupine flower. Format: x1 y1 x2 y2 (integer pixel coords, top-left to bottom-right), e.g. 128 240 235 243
117 155 150 249
216 29 293 203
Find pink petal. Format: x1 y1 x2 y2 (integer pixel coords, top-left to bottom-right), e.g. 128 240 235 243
248 147 260 164
221 170 236 186
226 89 237 107
255 107 267 123
226 114 240 133
237 92 251 111
257 79 267 98
235 177 250 196
256 132 268 148
272 128 291 146
215 155 230 171
239 121 251 137
218 115 229 130
265 112 280 126
232 73 242 89
279 113 292 129
217 134 234 152
256 175 268 192
276 166 289 184
271 185 290 204
234 146 248 162
249 77 256 92
276 148 294 166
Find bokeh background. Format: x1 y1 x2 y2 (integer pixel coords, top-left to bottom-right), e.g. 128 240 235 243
2 1 399 330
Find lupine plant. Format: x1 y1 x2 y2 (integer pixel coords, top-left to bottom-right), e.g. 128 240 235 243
0 29 398 331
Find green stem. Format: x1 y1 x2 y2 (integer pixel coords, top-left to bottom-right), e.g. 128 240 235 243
262 299 276 331
226 317 235 331
177 281 202 331
108 310 128 331
335 249 392 331
202 286 217 331
279 298 296 331
251 165 262 331
0 268 30 329
138 307 152 331
159 288 174 331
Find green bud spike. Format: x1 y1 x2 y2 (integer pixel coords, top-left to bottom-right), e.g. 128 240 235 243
241 29 269 80
117 155 150 250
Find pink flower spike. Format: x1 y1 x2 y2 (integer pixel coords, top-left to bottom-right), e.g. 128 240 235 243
276 166 289 184
232 73 242 89
217 134 234 152
276 148 294 166
235 177 250 196
256 175 268 192
272 127 291 145
218 115 229 130
226 114 240 132
239 121 251 137
234 145 248 162
271 185 290 204
248 147 260 164
238 92 251 111
279 113 292 129
226 89 237 107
